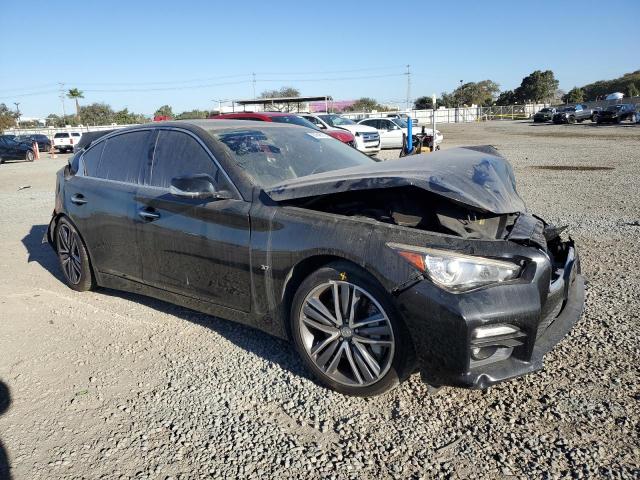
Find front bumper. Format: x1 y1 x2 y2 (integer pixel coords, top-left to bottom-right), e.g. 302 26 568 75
395 240 585 389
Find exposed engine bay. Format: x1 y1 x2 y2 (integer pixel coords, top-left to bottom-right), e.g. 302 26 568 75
284 186 519 240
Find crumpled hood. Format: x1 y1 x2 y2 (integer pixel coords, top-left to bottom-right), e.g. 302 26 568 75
266 146 527 214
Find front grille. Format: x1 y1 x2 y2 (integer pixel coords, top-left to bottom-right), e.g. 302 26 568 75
362 132 379 142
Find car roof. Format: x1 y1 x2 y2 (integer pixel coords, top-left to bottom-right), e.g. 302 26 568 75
213 112 300 119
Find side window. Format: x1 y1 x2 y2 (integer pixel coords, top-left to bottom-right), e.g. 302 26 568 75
306 116 322 127
82 141 106 177
95 131 151 183
379 120 392 129
575 105 582 111
361 119 377 129
150 130 224 189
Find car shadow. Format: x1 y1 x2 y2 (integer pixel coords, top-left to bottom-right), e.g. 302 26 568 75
0 380 11 479
21 225 311 384
22 224 66 284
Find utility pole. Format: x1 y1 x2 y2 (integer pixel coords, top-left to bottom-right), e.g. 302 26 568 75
252 72 256 99
13 102 20 127
405 64 411 111
58 82 66 119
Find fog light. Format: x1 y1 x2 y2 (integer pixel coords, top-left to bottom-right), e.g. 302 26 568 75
471 346 498 361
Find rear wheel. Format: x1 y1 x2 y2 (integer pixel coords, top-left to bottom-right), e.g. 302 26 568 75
291 262 414 396
568 116 576 124
55 218 95 292
25 150 34 162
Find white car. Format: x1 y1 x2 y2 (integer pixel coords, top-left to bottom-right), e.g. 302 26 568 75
53 132 82 153
357 117 443 149
300 114 381 156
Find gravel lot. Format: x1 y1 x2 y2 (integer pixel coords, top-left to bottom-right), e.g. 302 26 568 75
0 121 638 479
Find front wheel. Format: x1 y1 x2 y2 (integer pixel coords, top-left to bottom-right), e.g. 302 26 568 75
291 262 414 396
568 116 576 124
630 114 637 123
56 218 95 292
25 150 34 162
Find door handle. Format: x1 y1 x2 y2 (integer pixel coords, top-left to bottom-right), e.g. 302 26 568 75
138 208 160 221
71 194 87 205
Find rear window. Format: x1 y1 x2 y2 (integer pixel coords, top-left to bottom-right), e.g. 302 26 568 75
270 115 316 129
54 133 69 138
82 141 106 177
71 133 81 137
94 131 152 184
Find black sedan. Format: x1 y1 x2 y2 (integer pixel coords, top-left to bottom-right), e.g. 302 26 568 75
45 120 585 396
0 135 35 164
533 107 556 122
596 104 637 124
17 134 51 152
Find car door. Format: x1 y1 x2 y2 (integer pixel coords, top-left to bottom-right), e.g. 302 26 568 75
378 119 403 148
136 128 252 312
68 130 152 281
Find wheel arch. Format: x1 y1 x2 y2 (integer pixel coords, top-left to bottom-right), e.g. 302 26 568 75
52 213 99 285
279 253 394 341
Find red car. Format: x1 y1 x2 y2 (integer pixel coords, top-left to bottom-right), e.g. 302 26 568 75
211 112 355 146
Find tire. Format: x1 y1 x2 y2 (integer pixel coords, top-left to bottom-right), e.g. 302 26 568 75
55 217 95 292
25 150 35 162
615 117 621 124
290 261 415 397
592 115 598 122
568 116 576 124
630 114 637 123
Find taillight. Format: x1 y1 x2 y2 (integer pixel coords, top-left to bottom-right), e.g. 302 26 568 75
70 138 74 144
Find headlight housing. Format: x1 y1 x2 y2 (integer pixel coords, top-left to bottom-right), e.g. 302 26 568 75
388 243 522 292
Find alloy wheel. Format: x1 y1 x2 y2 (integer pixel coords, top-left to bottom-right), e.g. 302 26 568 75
298 281 395 387
57 224 82 285
25 151 34 162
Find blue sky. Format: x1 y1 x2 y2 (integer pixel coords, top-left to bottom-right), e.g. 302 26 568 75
1 0 638 117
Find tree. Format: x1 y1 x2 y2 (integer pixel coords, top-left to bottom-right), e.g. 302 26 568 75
627 82 639 98
562 87 585 104
174 109 210 120
514 70 559 103
495 90 517 105
67 88 84 118
258 87 302 111
259 86 300 99
439 81 500 107
154 105 174 118
0 103 18 129
343 97 390 112
79 103 115 125
113 108 147 125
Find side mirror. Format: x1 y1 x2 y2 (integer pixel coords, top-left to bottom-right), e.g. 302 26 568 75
170 174 230 200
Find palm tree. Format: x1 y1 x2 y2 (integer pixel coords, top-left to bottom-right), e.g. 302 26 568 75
67 88 84 119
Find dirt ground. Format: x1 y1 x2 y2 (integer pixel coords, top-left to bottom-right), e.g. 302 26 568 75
0 121 638 479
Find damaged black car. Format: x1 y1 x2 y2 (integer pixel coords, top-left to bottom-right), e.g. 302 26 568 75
45 120 585 397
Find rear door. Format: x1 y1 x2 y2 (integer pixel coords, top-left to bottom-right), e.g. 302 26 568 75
68 130 153 281
136 128 252 312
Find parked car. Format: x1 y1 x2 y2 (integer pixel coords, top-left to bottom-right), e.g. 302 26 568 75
299 114 380 155
552 104 595 124
74 129 116 152
533 107 557 123
596 104 637 124
53 131 83 153
0 135 35 164
45 120 584 396
211 112 355 146
358 117 443 149
17 134 52 152
386 113 419 125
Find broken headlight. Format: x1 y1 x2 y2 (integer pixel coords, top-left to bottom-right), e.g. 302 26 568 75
388 243 521 292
